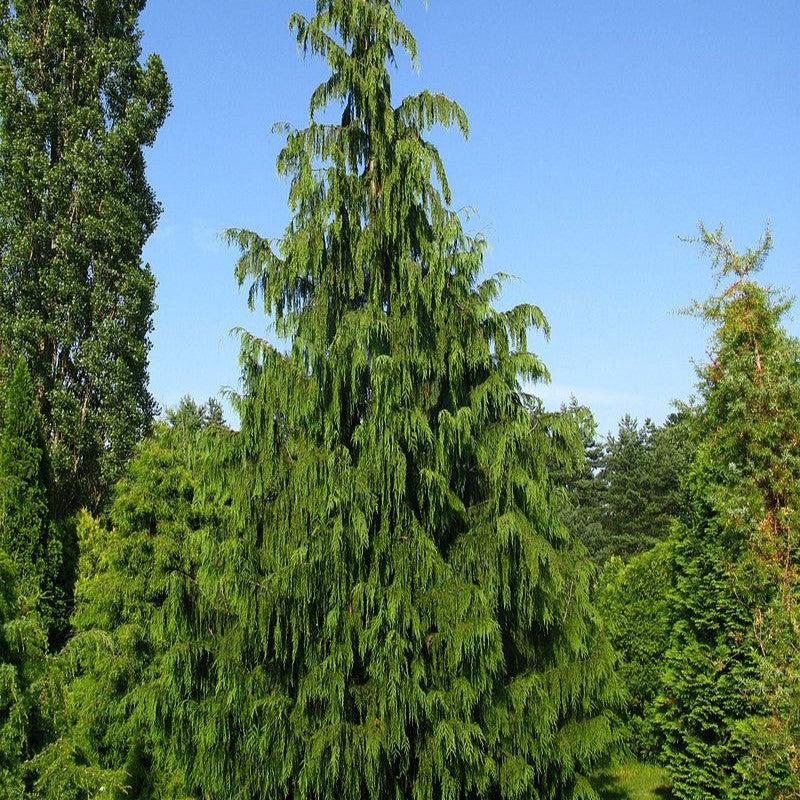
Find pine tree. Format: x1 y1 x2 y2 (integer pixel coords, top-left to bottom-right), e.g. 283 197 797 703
0 0 171 514
0 357 67 646
556 407 691 563
659 226 800 799
161 4 622 798
551 400 608 560
600 414 691 562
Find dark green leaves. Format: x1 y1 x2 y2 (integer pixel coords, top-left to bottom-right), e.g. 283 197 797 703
0 0 171 514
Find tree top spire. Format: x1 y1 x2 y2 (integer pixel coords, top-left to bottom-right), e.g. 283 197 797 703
689 222 773 282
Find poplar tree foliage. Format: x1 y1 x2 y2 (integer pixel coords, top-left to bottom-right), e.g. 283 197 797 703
0 0 171 514
0 357 66 646
173 3 620 798
659 227 800 799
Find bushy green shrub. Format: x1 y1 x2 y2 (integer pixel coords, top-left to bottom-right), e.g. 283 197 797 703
0 551 48 798
34 402 226 800
0 357 69 648
597 539 675 760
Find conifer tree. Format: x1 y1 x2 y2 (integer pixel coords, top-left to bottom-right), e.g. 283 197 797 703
33 400 226 800
0 357 66 645
589 414 690 561
0 551 48 799
551 400 608 559
0 0 171 514
597 540 675 759
164 3 621 798
556 407 691 563
659 226 800 799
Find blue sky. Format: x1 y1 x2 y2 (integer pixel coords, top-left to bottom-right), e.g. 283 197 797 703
140 1 799 435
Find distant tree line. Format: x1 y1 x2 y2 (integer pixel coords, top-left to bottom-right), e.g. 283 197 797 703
556 407 693 564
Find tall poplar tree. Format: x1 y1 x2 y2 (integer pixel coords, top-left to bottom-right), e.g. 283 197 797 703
0 0 171 514
162 3 621 798
659 227 800 799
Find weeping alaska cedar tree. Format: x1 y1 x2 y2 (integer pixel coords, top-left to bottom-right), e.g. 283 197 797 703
161 2 622 798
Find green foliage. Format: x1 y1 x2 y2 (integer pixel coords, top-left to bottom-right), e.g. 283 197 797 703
0 358 52 588
33 400 225 800
165 395 226 434
597 540 675 760
552 401 608 557
600 416 690 561
558 403 692 563
0 0 171 514
0 357 68 647
0 550 49 799
154 4 623 799
658 226 800 799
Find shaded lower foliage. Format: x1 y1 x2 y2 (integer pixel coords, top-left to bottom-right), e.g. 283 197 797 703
0 552 48 798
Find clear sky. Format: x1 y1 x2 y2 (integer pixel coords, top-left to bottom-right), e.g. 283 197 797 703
139 0 799 435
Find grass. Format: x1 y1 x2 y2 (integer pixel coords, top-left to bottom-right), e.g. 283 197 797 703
592 762 673 800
